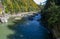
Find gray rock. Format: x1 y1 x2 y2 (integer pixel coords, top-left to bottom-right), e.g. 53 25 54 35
0 17 8 23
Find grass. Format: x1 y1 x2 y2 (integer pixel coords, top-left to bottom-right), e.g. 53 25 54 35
0 17 26 39
0 18 15 39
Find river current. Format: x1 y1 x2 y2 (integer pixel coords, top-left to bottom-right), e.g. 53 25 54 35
12 13 51 39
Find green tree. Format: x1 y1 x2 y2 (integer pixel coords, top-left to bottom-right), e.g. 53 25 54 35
41 0 60 37
1 0 39 14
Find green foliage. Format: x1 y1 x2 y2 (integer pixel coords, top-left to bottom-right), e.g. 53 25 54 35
42 0 60 28
41 0 60 37
47 2 60 24
1 0 39 14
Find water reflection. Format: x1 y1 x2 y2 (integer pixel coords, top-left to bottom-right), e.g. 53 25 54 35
16 20 49 39
8 14 50 39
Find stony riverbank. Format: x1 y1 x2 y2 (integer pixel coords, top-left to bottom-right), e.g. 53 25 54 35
0 12 37 23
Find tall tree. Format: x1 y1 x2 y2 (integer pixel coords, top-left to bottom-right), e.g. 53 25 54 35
41 0 60 38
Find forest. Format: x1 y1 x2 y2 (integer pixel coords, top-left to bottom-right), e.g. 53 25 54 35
0 0 60 39
1 0 39 13
41 0 60 38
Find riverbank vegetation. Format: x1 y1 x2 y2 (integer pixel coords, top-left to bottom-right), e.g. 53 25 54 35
1 0 60 39
0 16 27 39
0 0 40 39
1 0 39 14
41 0 60 38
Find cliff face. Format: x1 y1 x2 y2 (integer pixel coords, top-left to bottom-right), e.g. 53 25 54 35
41 0 60 38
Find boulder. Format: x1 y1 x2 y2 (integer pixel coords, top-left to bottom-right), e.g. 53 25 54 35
0 17 8 23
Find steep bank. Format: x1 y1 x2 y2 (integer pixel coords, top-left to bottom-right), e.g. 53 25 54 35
41 0 60 39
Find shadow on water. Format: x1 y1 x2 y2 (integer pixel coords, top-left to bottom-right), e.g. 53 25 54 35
7 13 54 39
7 17 27 39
